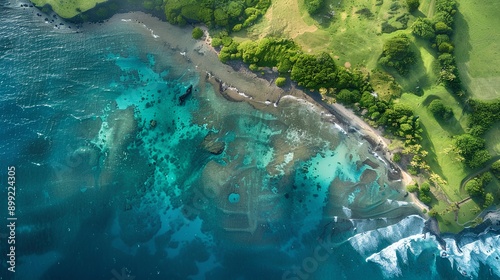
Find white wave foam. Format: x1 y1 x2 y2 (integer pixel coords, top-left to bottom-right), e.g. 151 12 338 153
349 215 426 258
366 234 440 278
334 123 347 135
444 233 500 278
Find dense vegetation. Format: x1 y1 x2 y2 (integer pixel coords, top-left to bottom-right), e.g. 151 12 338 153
410 0 461 92
465 172 495 208
164 0 270 30
453 134 491 168
468 99 500 136
378 34 416 75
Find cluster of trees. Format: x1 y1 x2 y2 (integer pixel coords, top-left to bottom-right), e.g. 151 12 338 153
164 0 270 30
379 34 416 75
291 53 338 89
219 37 371 91
411 0 461 91
407 181 432 204
468 99 500 136
465 172 495 208
452 99 499 169
428 99 453 120
453 134 491 168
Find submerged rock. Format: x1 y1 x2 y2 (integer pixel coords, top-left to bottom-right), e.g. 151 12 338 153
178 84 193 105
201 132 225 155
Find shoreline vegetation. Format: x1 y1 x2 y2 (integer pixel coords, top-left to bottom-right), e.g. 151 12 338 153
28 0 500 232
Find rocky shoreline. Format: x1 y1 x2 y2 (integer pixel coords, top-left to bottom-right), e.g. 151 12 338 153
94 12 413 187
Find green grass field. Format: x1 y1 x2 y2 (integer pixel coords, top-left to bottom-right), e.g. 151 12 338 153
31 0 108 18
454 0 500 100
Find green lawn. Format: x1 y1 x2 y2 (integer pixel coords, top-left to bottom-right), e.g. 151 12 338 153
485 123 500 155
454 0 500 100
31 0 108 18
399 86 469 201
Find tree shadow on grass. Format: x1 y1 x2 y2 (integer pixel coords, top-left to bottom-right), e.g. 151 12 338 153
422 95 466 135
453 9 473 98
388 41 433 95
419 121 446 180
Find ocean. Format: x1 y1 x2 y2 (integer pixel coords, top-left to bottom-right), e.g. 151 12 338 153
0 1 499 279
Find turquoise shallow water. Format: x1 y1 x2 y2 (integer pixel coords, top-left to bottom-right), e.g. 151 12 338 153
1 2 499 280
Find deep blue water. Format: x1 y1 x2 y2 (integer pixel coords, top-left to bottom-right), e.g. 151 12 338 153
1 2 499 280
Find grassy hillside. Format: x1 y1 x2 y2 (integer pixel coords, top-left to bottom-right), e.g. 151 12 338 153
454 0 500 100
31 0 108 18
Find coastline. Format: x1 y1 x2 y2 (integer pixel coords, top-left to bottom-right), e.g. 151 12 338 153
96 12 419 206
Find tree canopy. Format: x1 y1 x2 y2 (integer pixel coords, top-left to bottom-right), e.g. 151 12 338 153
192 27 204 39
406 0 420 12
411 18 435 39
291 52 337 89
379 34 416 75
164 0 270 29
428 99 453 120
305 0 326 15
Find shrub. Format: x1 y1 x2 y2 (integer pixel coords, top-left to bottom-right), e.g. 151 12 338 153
275 77 286 87
393 153 402 162
407 184 419 193
192 27 204 39
428 208 438 217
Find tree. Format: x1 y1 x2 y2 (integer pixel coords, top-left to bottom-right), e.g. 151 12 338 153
465 179 484 197
305 0 325 15
428 99 453 120
434 21 451 34
411 18 435 39
484 193 494 208
420 182 431 193
379 34 416 75
192 27 204 39
438 42 454 53
491 160 500 179
406 0 420 12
